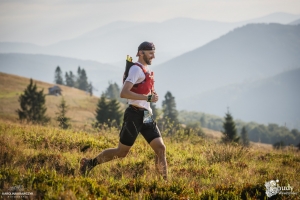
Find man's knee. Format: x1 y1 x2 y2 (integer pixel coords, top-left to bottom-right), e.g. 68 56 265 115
155 144 166 156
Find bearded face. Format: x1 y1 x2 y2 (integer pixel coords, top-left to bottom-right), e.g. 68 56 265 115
143 54 151 65
141 50 155 65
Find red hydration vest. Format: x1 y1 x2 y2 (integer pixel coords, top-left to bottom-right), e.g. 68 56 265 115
124 63 155 95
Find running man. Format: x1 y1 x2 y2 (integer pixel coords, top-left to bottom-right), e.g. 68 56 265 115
80 41 167 180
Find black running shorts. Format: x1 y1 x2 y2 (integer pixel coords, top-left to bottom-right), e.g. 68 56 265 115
119 105 161 146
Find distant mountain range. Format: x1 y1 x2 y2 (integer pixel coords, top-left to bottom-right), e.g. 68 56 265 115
1 14 300 129
0 53 121 96
0 12 299 66
178 68 300 130
290 18 300 25
154 23 300 98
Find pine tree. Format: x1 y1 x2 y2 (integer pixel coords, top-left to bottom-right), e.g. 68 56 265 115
56 97 71 129
162 91 179 124
222 111 239 143
95 94 109 127
76 66 81 89
241 126 250 147
76 67 89 91
65 71 75 87
88 82 93 96
95 95 122 128
150 102 158 120
69 71 75 87
55 66 64 85
79 69 88 91
107 99 122 127
65 72 70 86
105 82 121 100
16 79 50 124
77 66 81 78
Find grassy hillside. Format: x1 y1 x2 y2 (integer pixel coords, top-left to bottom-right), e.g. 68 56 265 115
1 120 299 199
1 72 299 199
0 72 100 128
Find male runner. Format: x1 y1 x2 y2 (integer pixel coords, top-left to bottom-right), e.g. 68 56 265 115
80 41 167 179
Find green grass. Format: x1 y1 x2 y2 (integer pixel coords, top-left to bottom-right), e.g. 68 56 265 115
0 120 299 199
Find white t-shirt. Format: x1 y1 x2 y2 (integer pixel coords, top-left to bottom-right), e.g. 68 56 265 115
124 62 153 114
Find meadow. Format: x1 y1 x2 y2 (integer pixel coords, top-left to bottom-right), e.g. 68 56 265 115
1 119 299 199
0 72 103 128
0 72 299 199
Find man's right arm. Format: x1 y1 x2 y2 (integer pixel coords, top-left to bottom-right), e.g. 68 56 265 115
120 81 148 101
120 81 158 102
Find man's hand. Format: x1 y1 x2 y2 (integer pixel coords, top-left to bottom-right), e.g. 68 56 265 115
151 93 159 103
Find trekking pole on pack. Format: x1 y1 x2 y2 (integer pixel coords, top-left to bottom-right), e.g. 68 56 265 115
123 55 134 83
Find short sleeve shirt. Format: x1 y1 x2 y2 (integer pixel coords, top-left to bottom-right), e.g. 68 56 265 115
124 62 153 114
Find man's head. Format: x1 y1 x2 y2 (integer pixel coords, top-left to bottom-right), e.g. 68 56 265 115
136 41 155 65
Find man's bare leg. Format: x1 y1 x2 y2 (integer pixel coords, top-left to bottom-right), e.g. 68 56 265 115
80 142 131 175
149 137 167 179
95 142 131 164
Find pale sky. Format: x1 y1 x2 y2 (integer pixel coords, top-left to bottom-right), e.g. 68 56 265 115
0 0 299 45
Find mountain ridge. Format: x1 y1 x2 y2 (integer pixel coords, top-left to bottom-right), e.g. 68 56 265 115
178 67 300 130
154 23 300 97
0 53 121 96
1 12 299 65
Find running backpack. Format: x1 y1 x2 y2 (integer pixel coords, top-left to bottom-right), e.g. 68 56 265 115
122 55 155 95
123 55 134 83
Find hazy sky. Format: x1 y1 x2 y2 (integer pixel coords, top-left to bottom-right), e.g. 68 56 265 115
0 0 299 45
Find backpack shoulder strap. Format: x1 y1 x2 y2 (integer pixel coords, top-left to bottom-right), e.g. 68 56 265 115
134 63 147 74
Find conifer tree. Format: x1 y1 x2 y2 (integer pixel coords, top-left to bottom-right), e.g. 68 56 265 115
65 72 70 86
162 91 179 124
76 66 81 89
151 102 158 120
222 111 239 143
105 82 121 100
69 71 75 87
16 79 50 124
76 66 89 91
56 97 71 129
65 71 75 87
78 68 88 91
241 126 250 146
55 66 64 85
88 82 93 96
95 94 109 127
96 94 122 126
77 66 81 77
95 95 122 127
107 99 122 127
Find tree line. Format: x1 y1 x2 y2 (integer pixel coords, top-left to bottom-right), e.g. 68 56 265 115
179 110 300 146
15 79 181 130
16 78 300 149
93 82 179 130
55 66 94 95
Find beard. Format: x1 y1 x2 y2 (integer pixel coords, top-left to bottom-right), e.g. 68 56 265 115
143 54 152 65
